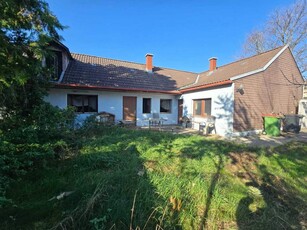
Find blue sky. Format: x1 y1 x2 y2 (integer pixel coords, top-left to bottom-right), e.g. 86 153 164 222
47 0 295 73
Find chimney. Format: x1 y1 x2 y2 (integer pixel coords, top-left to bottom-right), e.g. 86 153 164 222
145 53 153 72
209 57 217 71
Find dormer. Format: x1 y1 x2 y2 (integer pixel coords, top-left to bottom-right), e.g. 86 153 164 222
44 41 73 82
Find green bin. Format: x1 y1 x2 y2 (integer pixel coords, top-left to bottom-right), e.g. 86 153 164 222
263 115 281 136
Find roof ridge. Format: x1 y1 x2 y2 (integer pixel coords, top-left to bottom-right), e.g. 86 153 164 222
71 52 145 66
199 45 286 74
155 66 198 74
71 52 198 75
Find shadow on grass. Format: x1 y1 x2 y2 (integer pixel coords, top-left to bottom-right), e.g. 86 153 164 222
198 152 223 230
1 126 306 229
235 144 306 230
174 138 245 229
1 127 171 229
195 142 247 230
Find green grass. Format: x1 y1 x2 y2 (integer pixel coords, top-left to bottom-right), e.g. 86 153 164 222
1 126 306 229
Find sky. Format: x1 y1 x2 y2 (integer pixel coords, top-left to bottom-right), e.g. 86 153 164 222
47 0 296 73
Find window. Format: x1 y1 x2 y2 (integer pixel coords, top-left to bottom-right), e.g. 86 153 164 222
194 100 202 116
160 99 172 113
67 94 98 113
143 98 151 113
193 98 212 117
46 51 62 81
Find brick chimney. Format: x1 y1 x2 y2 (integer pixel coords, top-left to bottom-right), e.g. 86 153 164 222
209 57 217 71
145 53 153 72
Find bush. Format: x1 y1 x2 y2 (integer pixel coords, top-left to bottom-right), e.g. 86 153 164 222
77 114 115 137
1 102 76 144
0 103 76 207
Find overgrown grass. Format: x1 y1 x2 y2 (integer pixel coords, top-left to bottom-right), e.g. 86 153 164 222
0 126 306 229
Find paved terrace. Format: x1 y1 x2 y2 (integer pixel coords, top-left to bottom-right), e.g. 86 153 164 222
138 125 307 147
227 128 307 147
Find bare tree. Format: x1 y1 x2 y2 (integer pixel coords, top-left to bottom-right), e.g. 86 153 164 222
241 0 307 78
241 30 268 57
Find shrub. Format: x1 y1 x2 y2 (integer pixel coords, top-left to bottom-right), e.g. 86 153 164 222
0 103 76 207
1 103 76 144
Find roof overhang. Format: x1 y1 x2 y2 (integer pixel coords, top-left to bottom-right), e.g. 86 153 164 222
48 40 73 60
179 79 232 93
53 83 181 95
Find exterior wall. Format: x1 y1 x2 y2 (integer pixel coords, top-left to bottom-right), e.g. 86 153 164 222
181 84 234 136
303 85 307 99
233 48 304 132
298 99 307 128
45 88 179 126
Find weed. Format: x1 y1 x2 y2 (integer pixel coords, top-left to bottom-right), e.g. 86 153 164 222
0 127 306 229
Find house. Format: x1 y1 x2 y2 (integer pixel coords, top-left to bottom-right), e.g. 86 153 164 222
45 41 304 136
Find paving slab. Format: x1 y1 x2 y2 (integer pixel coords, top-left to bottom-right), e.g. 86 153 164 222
226 129 307 147
139 125 307 147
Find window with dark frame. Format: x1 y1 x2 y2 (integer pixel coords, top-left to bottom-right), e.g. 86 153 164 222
160 99 172 113
46 50 63 81
67 94 98 113
193 98 212 117
143 98 151 113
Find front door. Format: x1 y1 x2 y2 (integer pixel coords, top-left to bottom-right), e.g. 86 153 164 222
123 96 137 122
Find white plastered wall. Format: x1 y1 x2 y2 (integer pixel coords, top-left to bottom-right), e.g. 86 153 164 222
298 99 307 128
181 84 234 136
45 88 179 126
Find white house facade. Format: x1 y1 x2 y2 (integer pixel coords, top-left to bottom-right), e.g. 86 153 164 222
181 84 234 136
45 88 180 126
44 41 304 136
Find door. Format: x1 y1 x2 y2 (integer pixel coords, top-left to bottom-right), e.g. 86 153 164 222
178 99 183 123
123 96 137 122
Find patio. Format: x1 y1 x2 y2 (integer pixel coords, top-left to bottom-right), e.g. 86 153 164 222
226 128 307 147
137 125 307 147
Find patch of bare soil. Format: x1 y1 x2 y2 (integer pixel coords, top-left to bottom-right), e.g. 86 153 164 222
226 152 260 184
144 160 158 172
216 221 238 230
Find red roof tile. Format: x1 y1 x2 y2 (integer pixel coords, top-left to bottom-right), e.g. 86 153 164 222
61 53 198 92
59 46 287 92
181 46 285 89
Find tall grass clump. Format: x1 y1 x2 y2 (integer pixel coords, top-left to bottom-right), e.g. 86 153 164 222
0 121 306 229
0 102 76 208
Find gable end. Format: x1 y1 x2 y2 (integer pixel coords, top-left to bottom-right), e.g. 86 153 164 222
230 45 289 81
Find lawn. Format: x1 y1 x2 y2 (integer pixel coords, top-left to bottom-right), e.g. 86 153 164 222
1 126 306 229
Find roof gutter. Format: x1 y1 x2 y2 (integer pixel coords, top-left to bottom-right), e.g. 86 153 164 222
179 80 232 93
53 83 181 95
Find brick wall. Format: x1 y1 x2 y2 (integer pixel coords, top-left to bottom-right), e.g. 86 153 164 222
233 48 304 132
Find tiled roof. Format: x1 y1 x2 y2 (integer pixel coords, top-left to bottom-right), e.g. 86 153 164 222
60 46 287 92
182 46 285 89
61 53 198 92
